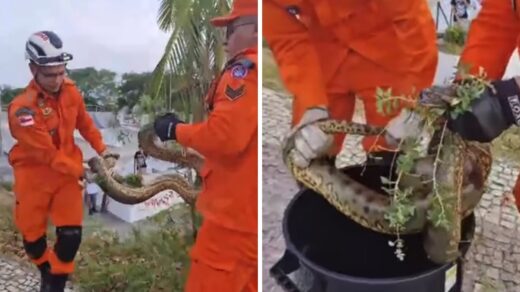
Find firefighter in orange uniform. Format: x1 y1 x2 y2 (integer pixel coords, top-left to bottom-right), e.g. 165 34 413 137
263 0 438 167
152 1 258 291
8 31 119 292
419 0 520 212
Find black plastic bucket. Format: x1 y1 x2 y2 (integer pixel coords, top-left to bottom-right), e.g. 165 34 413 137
270 165 474 292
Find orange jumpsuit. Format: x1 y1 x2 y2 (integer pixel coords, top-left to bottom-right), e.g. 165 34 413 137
178 48 258 292
263 0 438 154
8 78 106 274
456 0 520 212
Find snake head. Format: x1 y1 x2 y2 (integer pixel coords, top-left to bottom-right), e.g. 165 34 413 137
419 84 458 107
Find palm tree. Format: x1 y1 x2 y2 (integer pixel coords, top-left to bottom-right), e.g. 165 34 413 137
148 0 231 123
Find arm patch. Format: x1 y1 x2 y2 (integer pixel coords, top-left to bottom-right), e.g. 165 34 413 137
14 107 35 117
14 107 35 127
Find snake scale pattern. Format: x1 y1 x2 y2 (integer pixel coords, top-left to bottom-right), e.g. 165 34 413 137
88 123 201 206
282 102 492 264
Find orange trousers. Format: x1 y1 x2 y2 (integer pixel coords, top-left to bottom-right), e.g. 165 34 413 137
299 50 434 155
185 220 257 292
13 165 83 274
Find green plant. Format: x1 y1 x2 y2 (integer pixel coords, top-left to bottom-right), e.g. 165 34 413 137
124 174 143 188
0 196 196 292
443 25 466 46
262 48 287 93
375 67 490 260
0 181 12 191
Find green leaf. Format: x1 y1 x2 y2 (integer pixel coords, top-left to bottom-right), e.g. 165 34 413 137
380 176 392 185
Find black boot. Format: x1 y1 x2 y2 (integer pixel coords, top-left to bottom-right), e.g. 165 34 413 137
43 273 68 292
38 262 51 292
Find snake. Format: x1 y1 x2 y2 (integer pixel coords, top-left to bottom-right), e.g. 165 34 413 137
87 123 202 206
282 91 492 264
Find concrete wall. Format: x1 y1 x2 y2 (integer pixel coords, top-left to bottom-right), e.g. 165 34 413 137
93 189 186 223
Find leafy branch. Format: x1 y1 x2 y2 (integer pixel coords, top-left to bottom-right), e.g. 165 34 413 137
374 66 490 260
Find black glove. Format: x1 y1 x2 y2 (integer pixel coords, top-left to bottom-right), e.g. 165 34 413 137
153 113 184 141
447 78 520 143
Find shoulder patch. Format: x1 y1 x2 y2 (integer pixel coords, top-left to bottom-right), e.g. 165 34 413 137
234 58 255 69
14 107 35 127
230 63 248 79
14 107 34 117
228 58 255 79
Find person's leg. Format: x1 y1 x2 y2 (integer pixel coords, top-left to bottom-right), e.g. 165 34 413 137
91 193 97 212
48 177 84 290
185 220 257 291
12 167 54 289
343 49 434 154
185 259 256 292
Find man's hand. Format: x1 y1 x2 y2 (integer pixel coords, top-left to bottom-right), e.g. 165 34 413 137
154 113 185 142
286 107 333 168
384 109 424 147
78 178 85 189
101 149 120 160
447 78 520 143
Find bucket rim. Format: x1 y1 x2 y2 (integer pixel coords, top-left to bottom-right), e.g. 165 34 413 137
281 188 457 285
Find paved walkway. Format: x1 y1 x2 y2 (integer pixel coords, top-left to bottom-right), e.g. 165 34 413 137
0 258 41 292
262 88 520 292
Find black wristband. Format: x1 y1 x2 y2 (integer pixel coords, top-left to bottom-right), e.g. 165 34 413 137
492 78 520 126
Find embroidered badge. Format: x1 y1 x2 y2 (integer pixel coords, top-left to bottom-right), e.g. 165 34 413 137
18 115 34 127
231 64 248 79
42 107 53 116
225 85 245 101
14 107 35 127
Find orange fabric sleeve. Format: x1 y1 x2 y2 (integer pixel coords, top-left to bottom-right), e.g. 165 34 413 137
263 0 328 123
74 89 106 155
459 0 520 79
8 104 57 163
176 70 257 161
8 103 82 177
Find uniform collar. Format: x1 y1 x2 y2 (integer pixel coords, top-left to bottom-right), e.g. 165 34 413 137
28 77 73 100
228 46 258 62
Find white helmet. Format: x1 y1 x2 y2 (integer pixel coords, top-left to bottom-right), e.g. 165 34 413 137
25 31 73 66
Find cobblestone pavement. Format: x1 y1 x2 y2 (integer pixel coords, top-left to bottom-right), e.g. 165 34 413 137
0 257 75 292
262 88 520 292
0 258 40 292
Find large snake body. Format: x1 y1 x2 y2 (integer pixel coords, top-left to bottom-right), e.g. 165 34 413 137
88 123 202 206
283 116 492 264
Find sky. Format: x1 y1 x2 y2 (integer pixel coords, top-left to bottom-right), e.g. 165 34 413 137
0 0 170 87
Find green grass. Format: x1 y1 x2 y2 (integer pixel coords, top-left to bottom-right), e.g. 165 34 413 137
491 127 520 163
438 25 467 56
262 47 287 93
0 181 12 191
0 190 197 292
